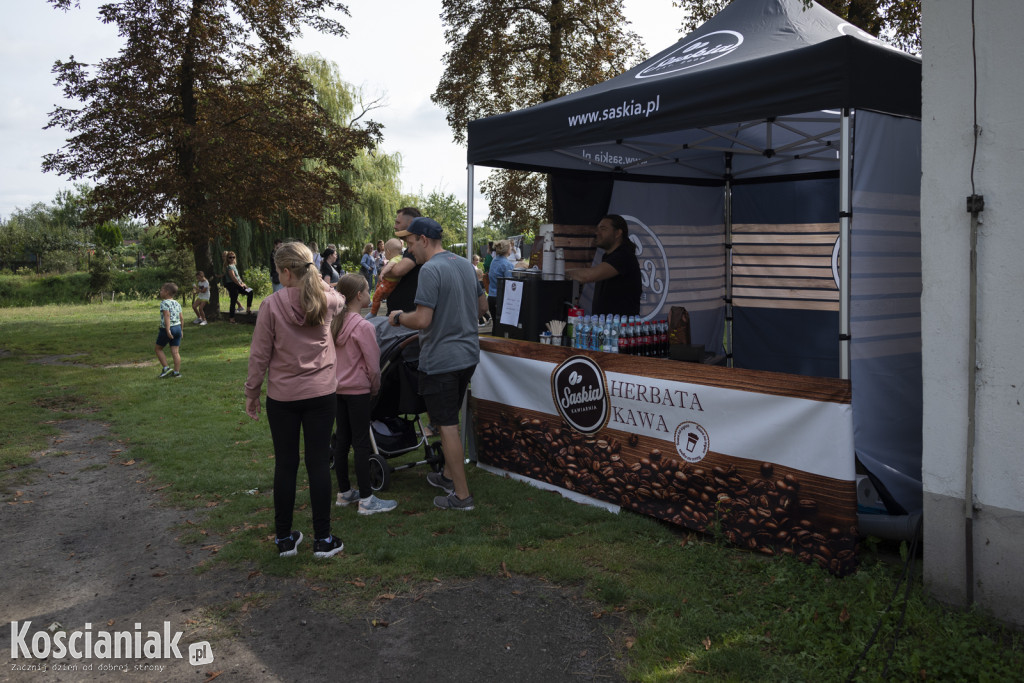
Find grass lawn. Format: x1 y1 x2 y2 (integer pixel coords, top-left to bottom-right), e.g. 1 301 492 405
1 300 1021 681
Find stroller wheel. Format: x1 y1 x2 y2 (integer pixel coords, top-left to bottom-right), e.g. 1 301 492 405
425 442 445 472
369 453 390 491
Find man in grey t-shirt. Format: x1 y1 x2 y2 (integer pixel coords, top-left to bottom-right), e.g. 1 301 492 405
388 217 488 511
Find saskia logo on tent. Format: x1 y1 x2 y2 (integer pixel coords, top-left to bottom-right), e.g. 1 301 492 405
551 356 609 434
636 31 743 79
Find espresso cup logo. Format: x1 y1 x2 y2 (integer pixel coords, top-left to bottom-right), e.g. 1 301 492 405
551 356 609 434
636 31 744 79
674 421 710 463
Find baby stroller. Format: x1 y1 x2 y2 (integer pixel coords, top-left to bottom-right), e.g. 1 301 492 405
331 317 444 491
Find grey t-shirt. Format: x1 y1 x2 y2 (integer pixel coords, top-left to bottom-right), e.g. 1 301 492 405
414 251 481 375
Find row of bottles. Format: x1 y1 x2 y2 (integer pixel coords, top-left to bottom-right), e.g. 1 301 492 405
568 314 670 357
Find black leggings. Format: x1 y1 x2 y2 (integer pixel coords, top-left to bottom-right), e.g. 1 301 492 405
226 281 253 317
334 393 373 498
266 393 336 540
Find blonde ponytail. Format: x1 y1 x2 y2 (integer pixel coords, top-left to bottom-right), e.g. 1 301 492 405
274 242 328 326
330 273 366 340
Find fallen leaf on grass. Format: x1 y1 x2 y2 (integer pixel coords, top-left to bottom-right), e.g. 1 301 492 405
247 570 261 580
201 544 221 554
150 484 172 492
152 570 167 577
625 637 636 650
385 527 397 537
185 619 199 625
839 607 850 623
205 501 219 508
702 636 711 651
120 459 136 466
107 620 115 627
234 439 251 445
592 610 607 619
204 672 222 681
377 593 396 601
371 619 389 628
348 580 366 588
500 561 511 578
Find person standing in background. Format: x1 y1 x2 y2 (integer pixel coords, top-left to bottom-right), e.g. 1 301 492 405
270 239 283 293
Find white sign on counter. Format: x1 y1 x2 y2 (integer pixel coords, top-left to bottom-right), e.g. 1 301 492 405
500 280 524 326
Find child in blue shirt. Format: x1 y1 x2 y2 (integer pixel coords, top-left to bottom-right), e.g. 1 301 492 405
156 282 183 378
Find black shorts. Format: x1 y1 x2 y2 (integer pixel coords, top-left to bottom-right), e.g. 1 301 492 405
418 365 476 427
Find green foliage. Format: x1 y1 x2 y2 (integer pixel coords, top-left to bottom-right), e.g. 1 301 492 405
88 248 113 295
242 266 272 298
93 221 123 251
140 224 195 288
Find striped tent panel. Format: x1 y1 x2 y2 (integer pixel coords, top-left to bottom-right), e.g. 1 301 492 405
732 222 839 311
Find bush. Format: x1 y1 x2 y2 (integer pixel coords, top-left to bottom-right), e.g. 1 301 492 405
243 266 272 297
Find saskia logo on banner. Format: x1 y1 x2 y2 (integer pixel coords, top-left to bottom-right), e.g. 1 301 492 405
551 356 609 434
636 31 744 79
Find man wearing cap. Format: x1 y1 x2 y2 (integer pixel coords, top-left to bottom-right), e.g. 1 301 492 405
388 217 488 511
380 207 422 314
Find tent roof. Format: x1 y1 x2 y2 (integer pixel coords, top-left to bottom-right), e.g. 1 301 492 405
466 0 921 181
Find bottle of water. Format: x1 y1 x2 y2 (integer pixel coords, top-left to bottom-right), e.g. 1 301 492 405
585 316 596 350
597 321 607 352
576 317 588 349
609 322 619 353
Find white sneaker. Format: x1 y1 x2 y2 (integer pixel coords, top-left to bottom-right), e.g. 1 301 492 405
199 320 207 326
336 488 360 507
358 494 398 515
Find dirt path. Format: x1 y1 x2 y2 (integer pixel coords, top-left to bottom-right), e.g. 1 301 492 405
1 420 626 682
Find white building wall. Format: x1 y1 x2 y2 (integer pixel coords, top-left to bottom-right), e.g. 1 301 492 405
921 0 1024 626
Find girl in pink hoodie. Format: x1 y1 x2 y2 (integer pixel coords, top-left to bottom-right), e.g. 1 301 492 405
245 242 346 559
331 274 397 515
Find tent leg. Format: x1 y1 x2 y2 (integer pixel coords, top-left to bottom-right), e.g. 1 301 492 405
839 109 852 380
724 153 734 368
466 165 475 261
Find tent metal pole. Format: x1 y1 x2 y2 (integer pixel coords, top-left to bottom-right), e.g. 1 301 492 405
466 164 475 262
724 153 734 368
839 109 852 380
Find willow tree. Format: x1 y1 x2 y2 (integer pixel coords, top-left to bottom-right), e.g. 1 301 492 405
298 54 404 258
43 0 379 280
677 0 921 53
432 0 646 229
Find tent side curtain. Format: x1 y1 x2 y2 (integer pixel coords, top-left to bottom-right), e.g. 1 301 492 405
850 110 923 515
730 178 841 376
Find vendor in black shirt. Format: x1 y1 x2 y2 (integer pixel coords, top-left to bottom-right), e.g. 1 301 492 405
567 214 642 316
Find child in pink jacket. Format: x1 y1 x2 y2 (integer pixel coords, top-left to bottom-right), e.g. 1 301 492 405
331 274 397 515
245 242 346 559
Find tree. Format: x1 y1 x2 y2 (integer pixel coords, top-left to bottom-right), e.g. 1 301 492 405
676 0 920 54
432 0 647 226
421 190 469 246
44 0 379 284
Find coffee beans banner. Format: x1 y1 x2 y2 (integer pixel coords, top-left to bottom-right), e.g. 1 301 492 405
473 341 859 576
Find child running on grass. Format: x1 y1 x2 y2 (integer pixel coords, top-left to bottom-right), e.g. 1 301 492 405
155 282 183 378
192 271 210 325
245 241 347 559
331 273 397 515
369 238 407 316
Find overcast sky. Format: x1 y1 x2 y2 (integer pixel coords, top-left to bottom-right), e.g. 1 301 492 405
0 0 683 225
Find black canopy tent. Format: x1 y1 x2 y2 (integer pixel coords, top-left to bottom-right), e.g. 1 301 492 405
465 0 923 523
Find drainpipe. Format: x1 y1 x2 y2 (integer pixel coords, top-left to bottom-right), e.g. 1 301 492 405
965 193 983 605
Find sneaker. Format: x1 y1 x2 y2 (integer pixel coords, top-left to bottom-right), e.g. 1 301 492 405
172 371 181 379
275 530 303 557
434 492 475 511
336 488 360 507
313 535 344 558
199 320 208 326
158 366 172 378
426 471 454 494
358 494 398 516
192 318 201 324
